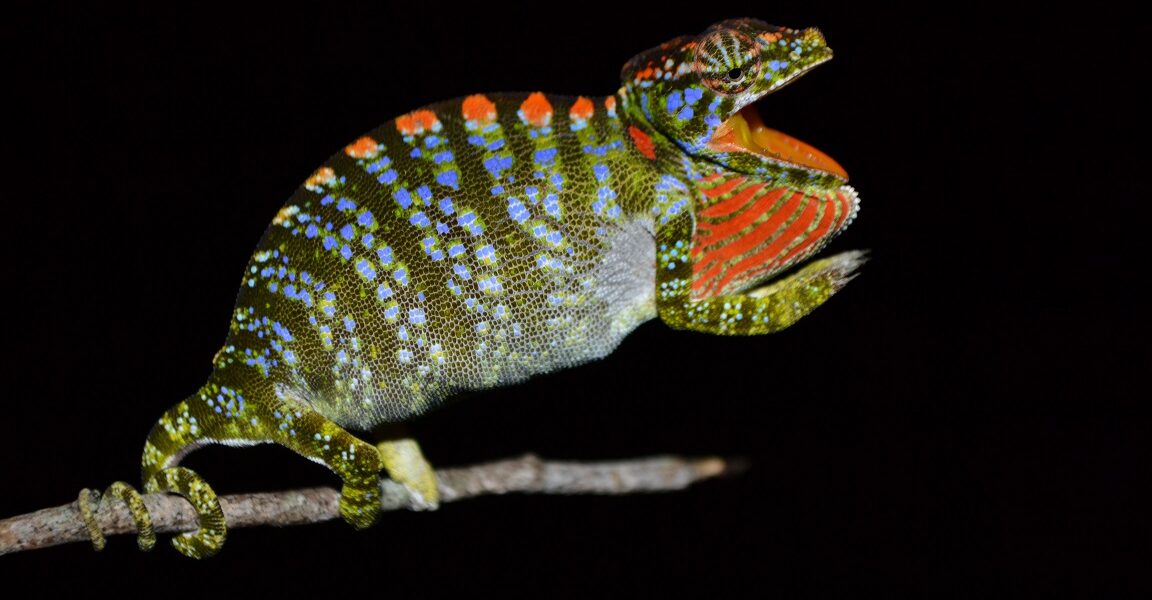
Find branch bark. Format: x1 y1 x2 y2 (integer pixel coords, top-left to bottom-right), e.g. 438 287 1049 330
0 453 730 556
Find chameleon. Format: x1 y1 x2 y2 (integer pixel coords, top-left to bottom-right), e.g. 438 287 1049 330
79 17 863 558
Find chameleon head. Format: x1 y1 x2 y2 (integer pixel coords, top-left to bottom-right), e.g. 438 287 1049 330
621 18 846 190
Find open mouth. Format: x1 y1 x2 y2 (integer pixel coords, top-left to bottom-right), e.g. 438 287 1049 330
709 102 848 180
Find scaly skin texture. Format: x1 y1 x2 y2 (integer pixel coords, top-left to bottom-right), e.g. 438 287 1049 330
83 18 864 557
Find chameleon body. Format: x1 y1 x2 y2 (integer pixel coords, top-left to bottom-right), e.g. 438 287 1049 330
82 19 863 557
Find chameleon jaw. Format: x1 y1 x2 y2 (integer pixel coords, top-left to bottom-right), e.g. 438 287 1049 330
708 101 848 180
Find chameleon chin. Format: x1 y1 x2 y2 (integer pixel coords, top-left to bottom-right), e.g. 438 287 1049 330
80 17 864 558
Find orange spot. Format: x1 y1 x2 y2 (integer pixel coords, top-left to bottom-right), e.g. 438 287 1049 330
759 32 782 43
628 125 656 160
344 136 379 159
395 109 441 136
519 92 553 127
462 94 497 125
305 166 336 190
605 96 617 116
569 96 594 121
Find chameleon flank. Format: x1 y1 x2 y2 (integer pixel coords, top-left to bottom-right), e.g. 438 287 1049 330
81 18 864 557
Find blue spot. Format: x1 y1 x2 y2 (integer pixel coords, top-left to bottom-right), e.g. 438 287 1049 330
467 134 484 146
543 193 560 217
551 172 564 188
476 244 495 261
593 164 609 182
378 169 397 185
336 349 347 363
337 197 357 211
268 282 278 293
507 198 530 223
439 197 454 215
534 147 557 165
436 221 448 234
377 285 392 300
377 246 393 265
677 106 694 121
362 232 375 247
417 291 425 302
705 113 722 128
490 185 504 195
448 243 465 258
343 316 356 332
300 272 312 284
416 185 433 204
409 147 422 158
684 87 703 105
453 264 471 279
305 224 318 238
283 350 297 365
358 211 375 227
433 151 453 164
487 138 504 151
409 212 430 227
437 170 459 189
356 258 376 280
394 188 412 208
366 157 391 174
408 308 426 325
666 90 683 114
384 305 399 320
484 155 513 178
340 245 352 260
424 135 440 148
340 224 354 240
322 236 337 251
320 194 335 206
393 268 408 285
768 60 787 71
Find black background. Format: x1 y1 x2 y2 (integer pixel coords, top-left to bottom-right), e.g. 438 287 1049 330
2 2 1147 596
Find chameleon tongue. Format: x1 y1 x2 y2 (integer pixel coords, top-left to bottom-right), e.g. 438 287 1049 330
712 104 848 180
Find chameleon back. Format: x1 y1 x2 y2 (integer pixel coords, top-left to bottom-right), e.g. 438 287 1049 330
214 93 659 430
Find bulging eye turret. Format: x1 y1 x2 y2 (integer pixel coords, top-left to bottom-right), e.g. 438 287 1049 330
695 29 761 95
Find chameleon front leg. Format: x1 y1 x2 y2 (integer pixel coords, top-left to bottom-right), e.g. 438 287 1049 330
655 211 865 335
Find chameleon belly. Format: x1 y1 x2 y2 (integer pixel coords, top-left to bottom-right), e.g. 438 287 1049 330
215 93 657 429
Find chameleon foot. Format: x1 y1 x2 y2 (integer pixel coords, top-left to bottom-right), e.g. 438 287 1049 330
78 482 156 552
377 437 440 510
144 466 226 558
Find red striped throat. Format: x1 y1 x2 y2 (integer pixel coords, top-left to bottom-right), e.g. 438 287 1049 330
690 174 859 300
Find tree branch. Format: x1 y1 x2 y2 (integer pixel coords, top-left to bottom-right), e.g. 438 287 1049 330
0 454 731 556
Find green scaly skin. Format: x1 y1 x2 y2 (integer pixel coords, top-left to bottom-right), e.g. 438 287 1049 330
81 18 864 557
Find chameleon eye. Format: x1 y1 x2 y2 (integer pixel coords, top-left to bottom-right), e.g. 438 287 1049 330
695 29 761 95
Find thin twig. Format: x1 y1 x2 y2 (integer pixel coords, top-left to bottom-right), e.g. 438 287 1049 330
0 453 730 556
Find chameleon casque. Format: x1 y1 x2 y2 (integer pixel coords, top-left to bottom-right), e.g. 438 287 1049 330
79 18 863 558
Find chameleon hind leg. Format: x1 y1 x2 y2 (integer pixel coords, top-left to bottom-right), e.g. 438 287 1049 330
656 212 866 335
374 424 440 509
83 384 385 558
